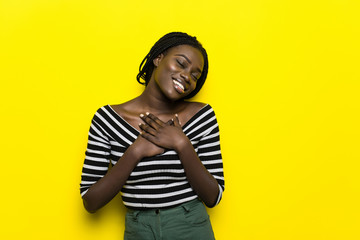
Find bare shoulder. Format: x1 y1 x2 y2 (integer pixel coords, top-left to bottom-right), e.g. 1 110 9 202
184 101 207 112
110 101 129 115
110 99 140 121
181 101 207 121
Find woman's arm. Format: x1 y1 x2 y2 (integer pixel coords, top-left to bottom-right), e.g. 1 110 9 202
139 113 220 207
175 138 220 207
82 136 164 213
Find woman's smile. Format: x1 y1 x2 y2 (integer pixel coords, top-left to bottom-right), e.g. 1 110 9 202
172 78 185 93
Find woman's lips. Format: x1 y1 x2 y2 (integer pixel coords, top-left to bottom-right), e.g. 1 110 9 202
173 79 185 94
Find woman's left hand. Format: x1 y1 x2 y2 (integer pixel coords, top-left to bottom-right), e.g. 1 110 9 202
139 113 188 151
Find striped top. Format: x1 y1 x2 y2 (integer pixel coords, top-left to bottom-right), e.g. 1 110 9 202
80 104 225 209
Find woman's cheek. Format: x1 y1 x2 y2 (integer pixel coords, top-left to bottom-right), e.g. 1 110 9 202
168 63 178 72
190 82 196 92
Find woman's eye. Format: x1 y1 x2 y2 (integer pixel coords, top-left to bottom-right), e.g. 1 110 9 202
192 74 199 81
176 60 185 68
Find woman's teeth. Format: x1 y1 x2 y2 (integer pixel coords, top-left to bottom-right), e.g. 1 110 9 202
173 80 185 92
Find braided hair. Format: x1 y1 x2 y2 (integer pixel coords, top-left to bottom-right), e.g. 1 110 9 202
136 32 209 99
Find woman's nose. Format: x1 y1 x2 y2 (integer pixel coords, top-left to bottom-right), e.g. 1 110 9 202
180 71 190 82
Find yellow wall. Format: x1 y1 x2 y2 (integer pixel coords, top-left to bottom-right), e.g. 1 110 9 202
1 0 359 239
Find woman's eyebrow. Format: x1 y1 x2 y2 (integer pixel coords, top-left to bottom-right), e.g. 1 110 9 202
175 54 202 73
175 54 192 64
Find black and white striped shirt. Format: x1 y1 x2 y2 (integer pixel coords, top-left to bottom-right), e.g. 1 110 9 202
80 104 225 209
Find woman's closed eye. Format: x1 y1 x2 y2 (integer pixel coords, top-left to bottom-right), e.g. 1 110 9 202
176 58 200 81
191 74 199 81
176 59 186 68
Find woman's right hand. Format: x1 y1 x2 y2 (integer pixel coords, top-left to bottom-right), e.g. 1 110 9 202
131 133 165 158
131 118 173 158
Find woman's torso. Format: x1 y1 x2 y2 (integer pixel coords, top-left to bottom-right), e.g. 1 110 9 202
81 101 224 210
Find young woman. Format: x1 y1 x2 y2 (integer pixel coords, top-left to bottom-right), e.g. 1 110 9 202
80 32 225 240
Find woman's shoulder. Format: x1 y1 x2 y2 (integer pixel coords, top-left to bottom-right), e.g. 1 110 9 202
185 100 206 108
109 101 130 115
182 100 204 111
180 101 211 122
183 101 213 114
109 99 141 122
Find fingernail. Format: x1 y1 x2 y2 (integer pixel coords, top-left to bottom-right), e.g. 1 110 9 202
146 112 149 115
175 114 178 117
138 123 142 126
140 114 144 117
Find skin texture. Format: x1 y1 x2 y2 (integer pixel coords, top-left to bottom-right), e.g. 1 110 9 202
82 45 219 213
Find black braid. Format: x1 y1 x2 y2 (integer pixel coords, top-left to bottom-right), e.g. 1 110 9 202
136 32 209 99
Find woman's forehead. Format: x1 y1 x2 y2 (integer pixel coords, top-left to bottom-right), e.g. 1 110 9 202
168 45 200 54
167 45 204 65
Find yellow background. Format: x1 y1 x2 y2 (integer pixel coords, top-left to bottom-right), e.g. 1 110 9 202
1 0 359 239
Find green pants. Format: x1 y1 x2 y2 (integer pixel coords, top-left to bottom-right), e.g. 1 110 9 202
124 199 215 240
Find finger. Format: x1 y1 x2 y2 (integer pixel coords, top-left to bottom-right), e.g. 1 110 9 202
139 123 157 136
139 131 160 146
166 119 174 125
139 113 158 130
146 112 166 126
173 114 181 127
140 112 164 130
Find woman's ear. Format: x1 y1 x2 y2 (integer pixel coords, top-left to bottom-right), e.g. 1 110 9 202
153 53 164 67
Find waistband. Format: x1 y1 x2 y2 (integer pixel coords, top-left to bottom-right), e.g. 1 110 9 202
126 199 203 216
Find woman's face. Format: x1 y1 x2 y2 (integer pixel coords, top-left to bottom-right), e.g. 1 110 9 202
152 45 204 100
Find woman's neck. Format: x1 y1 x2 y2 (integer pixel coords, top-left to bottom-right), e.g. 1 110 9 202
135 87 184 115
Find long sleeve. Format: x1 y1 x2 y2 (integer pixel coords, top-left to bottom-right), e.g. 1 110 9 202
80 113 111 197
182 104 225 206
196 108 225 206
